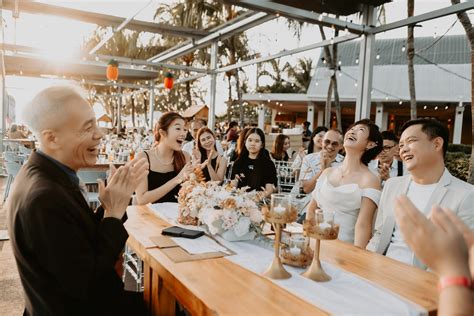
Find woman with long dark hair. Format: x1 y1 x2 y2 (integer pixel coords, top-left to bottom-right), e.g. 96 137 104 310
306 119 383 248
193 127 227 182
135 112 193 204
231 128 277 197
270 134 290 161
292 126 328 168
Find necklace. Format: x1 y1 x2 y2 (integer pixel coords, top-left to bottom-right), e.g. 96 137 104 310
154 148 174 165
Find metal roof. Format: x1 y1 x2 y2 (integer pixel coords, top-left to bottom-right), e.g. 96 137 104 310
225 0 391 16
317 34 471 67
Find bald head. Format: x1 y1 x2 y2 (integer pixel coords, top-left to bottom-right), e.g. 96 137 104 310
22 85 89 136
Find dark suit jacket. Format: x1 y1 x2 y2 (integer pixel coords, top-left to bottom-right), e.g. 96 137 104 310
8 152 130 316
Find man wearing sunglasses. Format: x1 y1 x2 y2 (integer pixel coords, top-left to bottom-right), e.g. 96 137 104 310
299 129 344 193
369 130 406 184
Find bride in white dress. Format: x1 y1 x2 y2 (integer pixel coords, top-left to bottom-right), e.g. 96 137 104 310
306 119 383 248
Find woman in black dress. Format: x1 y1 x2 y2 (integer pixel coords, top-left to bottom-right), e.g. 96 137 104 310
135 112 193 204
231 128 277 197
193 127 227 182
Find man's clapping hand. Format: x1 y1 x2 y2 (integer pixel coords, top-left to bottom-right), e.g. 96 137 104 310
98 158 149 220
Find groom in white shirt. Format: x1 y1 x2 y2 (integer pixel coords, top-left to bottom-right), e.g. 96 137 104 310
367 118 473 268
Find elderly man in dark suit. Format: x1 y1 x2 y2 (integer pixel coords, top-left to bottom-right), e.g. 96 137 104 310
7 85 149 315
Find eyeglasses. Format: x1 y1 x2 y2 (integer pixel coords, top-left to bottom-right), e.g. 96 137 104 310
381 145 396 152
323 139 340 147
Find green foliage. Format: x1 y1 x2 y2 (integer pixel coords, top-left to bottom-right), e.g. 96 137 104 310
445 151 470 181
447 143 472 154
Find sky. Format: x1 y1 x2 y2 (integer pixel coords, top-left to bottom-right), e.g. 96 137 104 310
2 0 471 123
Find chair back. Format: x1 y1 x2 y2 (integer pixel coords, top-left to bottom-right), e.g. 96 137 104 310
18 145 32 156
5 161 22 178
274 160 300 193
4 151 25 163
77 170 107 185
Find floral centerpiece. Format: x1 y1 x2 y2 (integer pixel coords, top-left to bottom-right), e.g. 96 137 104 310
177 169 263 241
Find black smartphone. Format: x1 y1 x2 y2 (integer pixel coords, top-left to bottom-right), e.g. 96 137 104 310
161 226 184 237
161 226 204 239
180 229 205 239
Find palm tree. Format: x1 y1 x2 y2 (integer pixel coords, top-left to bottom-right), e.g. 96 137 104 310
286 58 313 93
407 0 417 120
82 29 168 128
451 0 474 184
154 0 222 108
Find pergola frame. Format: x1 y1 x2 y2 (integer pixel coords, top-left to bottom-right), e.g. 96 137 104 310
0 0 472 142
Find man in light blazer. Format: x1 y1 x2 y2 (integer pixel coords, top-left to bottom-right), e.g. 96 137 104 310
367 118 473 269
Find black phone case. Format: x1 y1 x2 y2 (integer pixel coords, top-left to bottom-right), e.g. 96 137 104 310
161 226 204 239
180 230 205 239
161 226 184 237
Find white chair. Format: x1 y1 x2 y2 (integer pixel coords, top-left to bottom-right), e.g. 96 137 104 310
274 160 301 193
4 161 22 201
77 170 107 208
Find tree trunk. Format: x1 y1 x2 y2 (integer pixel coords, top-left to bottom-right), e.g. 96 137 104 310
333 76 341 129
185 80 192 109
451 0 474 184
407 0 417 119
332 24 342 129
143 96 148 128
235 69 244 127
226 76 232 122
325 79 334 128
130 97 135 127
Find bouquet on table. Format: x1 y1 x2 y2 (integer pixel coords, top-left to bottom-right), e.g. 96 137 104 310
177 168 264 241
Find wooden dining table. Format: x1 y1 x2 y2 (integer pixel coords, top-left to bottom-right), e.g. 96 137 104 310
125 205 439 316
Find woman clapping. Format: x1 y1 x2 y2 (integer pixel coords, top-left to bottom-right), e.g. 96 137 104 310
193 127 227 182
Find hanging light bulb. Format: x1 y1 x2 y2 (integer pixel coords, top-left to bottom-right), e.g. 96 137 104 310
445 105 449 110
423 105 427 110
434 106 438 110
354 82 358 87
401 45 406 52
399 100 403 105
376 53 380 60
315 82 319 86
355 58 359 64
338 60 342 65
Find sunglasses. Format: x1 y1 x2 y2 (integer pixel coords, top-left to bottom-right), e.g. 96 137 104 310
323 139 340 147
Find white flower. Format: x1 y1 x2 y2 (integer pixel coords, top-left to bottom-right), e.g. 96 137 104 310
249 208 263 223
221 210 239 230
233 216 251 237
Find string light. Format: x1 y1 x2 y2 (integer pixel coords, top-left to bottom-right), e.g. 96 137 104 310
355 58 359 64
434 106 438 110
445 105 449 110
376 53 380 60
338 60 342 65
354 82 358 87
423 106 427 110
399 101 403 105
401 45 406 52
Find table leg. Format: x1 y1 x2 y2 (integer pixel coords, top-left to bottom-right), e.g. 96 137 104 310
151 270 176 316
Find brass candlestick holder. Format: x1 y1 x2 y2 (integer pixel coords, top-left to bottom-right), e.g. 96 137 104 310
262 194 298 279
301 210 339 282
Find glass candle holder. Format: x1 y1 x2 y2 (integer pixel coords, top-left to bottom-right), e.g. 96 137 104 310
289 235 308 256
314 209 338 240
270 193 291 215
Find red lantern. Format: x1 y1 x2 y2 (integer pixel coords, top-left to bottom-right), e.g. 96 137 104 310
164 72 174 89
106 59 119 81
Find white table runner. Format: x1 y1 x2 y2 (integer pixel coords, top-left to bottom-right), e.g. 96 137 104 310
149 203 427 316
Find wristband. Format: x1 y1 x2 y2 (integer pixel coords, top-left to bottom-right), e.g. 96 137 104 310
438 276 472 291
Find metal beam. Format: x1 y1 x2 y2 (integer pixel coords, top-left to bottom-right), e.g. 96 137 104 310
355 6 377 121
208 42 218 131
214 34 359 74
368 2 474 34
81 79 144 90
0 43 209 74
1 0 208 39
154 73 207 89
94 54 209 73
149 11 275 63
89 0 153 55
229 0 366 34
